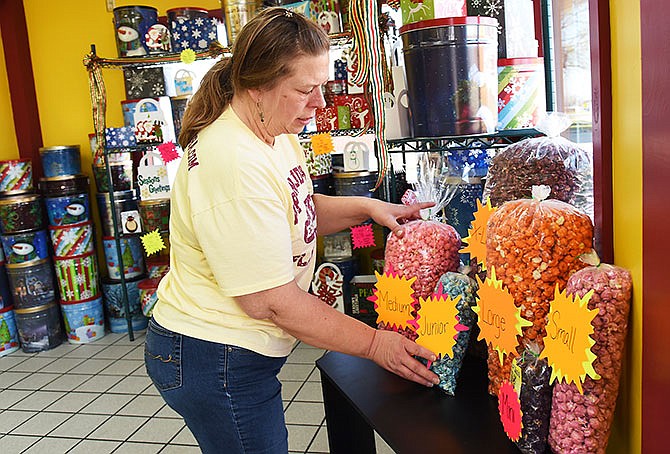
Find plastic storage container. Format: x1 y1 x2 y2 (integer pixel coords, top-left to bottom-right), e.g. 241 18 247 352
400 17 499 136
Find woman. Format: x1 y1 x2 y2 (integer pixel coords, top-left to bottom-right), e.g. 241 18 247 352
145 7 439 453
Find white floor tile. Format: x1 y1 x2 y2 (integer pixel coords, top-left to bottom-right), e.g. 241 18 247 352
88 415 148 441
38 357 85 373
6 357 56 373
278 364 316 382
154 404 181 419
62 344 109 358
0 356 29 372
22 435 79 452
171 425 198 446
0 410 37 434
93 345 136 359
106 375 152 394
67 439 121 453
0 434 39 453
6 372 60 390
68 358 116 374
284 401 325 425
307 368 322 382
308 425 330 453
44 391 101 413
128 417 184 443
141 384 160 396
287 347 326 364
41 373 91 392
76 374 124 393
122 346 145 360
36 343 78 358
288 424 319 451
281 381 302 402
114 333 146 346
375 431 396 454
100 359 144 376
80 393 135 415
294 382 323 402
91 332 126 345
112 441 163 453
10 390 66 411
11 411 70 436
118 395 165 417
0 371 30 389
162 445 201 453
49 413 109 438
0 389 32 410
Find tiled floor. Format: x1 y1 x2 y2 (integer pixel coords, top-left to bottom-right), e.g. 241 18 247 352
0 332 395 453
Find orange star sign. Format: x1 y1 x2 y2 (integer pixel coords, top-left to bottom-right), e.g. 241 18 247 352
473 266 532 364
541 285 600 393
369 269 416 331
460 198 496 268
415 292 462 360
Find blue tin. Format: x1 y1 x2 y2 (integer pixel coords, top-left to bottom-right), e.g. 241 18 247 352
5 258 56 310
0 261 13 309
14 303 63 353
39 146 82 178
102 277 148 333
167 7 217 52
0 306 20 357
60 295 106 344
1 229 49 265
448 148 493 178
444 182 485 240
103 235 146 281
45 193 90 226
113 5 159 57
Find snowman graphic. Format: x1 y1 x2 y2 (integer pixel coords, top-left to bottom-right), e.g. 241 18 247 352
117 25 147 57
61 202 86 225
11 242 37 263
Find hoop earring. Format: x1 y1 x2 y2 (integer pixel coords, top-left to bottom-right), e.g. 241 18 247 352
256 101 265 124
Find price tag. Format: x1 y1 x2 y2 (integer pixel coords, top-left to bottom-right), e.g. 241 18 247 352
415 291 464 360
369 269 417 331
498 381 523 442
460 198 496 268
473 266 532 364
350 224 375 249
541 286 600 393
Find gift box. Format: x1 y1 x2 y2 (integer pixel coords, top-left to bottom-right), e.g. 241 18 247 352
105 127 137 149
316 107 339 132
401 0 466 25
333 94 371 129
123 67 166 100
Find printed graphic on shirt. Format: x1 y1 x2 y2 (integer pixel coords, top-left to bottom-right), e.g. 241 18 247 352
187 138 200 171
287 165 316 266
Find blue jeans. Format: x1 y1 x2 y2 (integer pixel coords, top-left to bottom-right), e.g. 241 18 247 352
144 318 288 453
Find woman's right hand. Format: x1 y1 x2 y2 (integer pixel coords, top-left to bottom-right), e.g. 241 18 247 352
366 329 440 387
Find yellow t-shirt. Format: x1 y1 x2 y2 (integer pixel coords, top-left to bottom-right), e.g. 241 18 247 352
152 106 317 357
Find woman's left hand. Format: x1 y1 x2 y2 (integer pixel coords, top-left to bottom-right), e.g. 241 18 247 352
369 200 435 238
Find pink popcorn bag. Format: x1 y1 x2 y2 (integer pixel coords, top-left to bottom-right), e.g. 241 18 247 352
548 253 632 454
381 154 462 338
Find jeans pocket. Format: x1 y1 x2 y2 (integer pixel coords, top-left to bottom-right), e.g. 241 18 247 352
144 318 182 391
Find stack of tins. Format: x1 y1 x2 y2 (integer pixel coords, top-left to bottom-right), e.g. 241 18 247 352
0 158 63 352
95 153 148 333
0 247 21 356
39 146 105 344
137 196 171 318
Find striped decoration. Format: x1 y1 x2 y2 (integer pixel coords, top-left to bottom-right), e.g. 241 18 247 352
348 0 389 190
54 252 99 302
497 64 546 130
49 221 94 258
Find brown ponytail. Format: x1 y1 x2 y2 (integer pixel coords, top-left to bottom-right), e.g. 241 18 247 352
178 7 330 149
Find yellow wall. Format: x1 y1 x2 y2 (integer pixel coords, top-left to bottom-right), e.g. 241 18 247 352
609 0 643 452
0 25 20 160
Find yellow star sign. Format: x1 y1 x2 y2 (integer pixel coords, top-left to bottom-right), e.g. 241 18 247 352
415 292 462 360
541 285 600 393
141 229 166 256
370 269 417 331
460 198 496 268
473 266 532 364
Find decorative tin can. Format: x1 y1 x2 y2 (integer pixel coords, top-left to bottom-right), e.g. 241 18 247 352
45 193 90 226
311 174 334 196
323 230 353 260
103 235 146 280
0 261 14 309
138 277 161 317
54 251 99 302
39 145 82 178
113 5 159 57
60 295 106 344
93 160 135 193
1 229 49 264
221 0 258 44
168 7 218 51
146 256 170 279
14 303 63 353
38 174 90 197
170 95 190 139
444 180 485 242
102 277 148 333
138 198 170 232
497 57 547 130
123 67 166 99
145 23 171 54
96 189 141 237
49 221 94 258
370 248 385 274
0 194 45 234
5 258 55 309
0 306 20 357
0 159 33 196
333 171 377 197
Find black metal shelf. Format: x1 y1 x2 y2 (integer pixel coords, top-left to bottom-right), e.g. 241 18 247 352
386 128 540 153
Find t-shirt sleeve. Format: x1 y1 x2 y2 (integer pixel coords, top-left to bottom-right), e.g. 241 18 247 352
191 195 295 297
